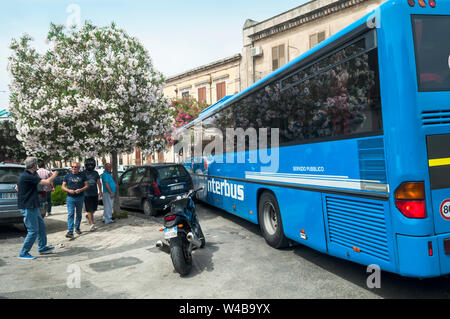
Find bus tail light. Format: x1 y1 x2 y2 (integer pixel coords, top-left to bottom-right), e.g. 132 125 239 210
395 182 427 219
410 0 436 7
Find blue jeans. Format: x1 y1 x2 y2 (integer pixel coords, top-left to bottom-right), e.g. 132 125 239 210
103 193 113 223
67 196 84 233
46 191 52 213
19 208 47 256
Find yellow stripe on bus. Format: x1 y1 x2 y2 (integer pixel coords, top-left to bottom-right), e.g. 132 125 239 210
429 158 450 167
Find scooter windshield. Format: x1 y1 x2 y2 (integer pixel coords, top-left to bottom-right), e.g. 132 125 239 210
171 198 190 214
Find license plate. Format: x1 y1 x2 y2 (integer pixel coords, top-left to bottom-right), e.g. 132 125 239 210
171 185 184 191
164 226 178 239
0 193 17 199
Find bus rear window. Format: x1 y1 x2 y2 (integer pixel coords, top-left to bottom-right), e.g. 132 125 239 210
412 15 450 92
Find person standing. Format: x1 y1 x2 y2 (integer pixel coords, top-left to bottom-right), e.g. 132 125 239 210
101 163 116 224
61 162 88 238
36 160 54 217
17 157 58 260
83 158 102 232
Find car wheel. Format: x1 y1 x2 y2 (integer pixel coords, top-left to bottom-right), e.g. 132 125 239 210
258 191 289 249
142 199 156 216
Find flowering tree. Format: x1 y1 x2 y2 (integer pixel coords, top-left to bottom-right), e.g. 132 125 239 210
8 22 173 163
165 97 208 148
170 97 208 129
8 22 173 213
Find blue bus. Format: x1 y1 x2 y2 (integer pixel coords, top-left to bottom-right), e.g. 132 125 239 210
178 0 450 278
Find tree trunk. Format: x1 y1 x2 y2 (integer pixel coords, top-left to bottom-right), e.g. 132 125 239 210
111 150 120 215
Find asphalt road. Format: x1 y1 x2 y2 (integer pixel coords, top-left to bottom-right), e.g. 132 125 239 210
1 202 450 299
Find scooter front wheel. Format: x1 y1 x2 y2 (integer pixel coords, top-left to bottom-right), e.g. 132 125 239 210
170 236 192 276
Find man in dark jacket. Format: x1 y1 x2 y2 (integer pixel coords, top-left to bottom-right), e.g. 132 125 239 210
83 158 102 232
17 157 58 260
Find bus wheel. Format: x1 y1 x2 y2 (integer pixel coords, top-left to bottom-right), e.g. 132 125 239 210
258 191 289 249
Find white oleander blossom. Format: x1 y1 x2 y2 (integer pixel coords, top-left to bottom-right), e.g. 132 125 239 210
8 22 173 160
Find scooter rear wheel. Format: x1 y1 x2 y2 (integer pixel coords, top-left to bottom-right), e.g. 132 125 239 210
170 236 192 276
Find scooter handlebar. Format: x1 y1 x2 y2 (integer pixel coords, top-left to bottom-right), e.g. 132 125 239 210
163 187 204 209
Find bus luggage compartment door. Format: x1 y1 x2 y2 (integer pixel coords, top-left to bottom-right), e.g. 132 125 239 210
426 134 450 235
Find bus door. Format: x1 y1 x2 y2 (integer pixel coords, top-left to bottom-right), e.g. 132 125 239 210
412 15 450 235
426 134 450 235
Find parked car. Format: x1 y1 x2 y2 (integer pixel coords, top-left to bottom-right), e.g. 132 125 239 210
118 164 193 216
117 165 133 176
95 165 104 176
0 163 25 225
51 168 70 186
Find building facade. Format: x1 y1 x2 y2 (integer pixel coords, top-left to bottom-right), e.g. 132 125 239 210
240 0 383 88
163 54 242 105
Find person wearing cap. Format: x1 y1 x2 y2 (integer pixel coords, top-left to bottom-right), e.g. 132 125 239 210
17 157 58 260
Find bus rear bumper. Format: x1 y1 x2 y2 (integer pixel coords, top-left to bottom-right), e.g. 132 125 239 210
397 233 450 278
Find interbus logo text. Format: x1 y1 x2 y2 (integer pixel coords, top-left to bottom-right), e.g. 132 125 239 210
207 178 244 201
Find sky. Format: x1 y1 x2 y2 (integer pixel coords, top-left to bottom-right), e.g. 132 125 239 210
0 0 310 109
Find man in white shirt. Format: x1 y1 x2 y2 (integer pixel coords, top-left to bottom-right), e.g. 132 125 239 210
37 160 54 217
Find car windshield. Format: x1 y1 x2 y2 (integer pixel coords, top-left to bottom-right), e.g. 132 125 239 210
157 166 188 181
0 167 23 184
412 15 450 91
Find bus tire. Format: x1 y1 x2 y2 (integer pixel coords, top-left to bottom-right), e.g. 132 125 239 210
258 191 289 249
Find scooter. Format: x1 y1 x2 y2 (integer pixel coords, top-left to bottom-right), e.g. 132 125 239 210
156 187 205 276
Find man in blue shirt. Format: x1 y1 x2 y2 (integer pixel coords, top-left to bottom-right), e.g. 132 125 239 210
101 163 116 224
62 162 88 238
17 157 58 260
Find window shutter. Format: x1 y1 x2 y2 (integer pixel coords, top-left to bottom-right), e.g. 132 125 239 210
310 31 326 48
278 44 285 67
272 46 279 70
216 82 226 101
318 31 326 43
310 33 318 48
198 87 206 103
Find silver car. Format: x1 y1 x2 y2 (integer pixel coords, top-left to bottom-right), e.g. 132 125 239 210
0 163 24 225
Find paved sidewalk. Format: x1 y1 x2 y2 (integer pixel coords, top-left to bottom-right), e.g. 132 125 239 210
0 204 163 298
